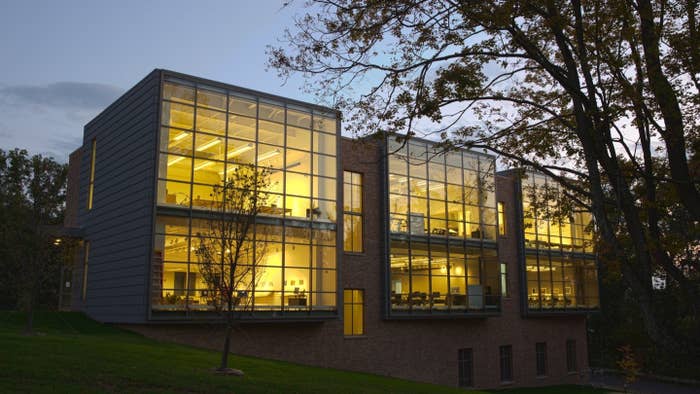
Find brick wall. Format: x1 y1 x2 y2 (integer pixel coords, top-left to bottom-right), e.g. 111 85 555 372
125 138 590 389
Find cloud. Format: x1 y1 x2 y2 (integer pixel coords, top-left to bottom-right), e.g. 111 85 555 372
0 81 123 109
0 81 125 162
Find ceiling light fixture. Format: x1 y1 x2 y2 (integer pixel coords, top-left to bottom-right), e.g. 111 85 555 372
194 161 214 171
196 139 222 151
173 132 190 141
167 156 185 166
226 143 254 158
257 149 281 162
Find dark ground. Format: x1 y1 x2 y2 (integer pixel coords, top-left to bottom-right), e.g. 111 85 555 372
589 371 700 394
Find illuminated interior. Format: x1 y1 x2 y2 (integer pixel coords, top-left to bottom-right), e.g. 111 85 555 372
157 81 337 221
152 79 338 313
343 171 363 252
387 140 497 239
387 139 501 314
521 172 599 310
343 289 364 336
522 173 593 253
525 255 599 309
152 217 337 312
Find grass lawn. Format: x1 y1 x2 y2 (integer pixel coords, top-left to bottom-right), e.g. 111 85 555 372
0 312 616 393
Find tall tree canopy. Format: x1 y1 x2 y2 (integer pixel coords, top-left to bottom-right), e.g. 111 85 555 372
269 0 699 359
0 148 67 332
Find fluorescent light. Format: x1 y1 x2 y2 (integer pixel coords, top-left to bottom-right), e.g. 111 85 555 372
257 149 280 162
286 161 301 170
173 132 190 141
414 180 444 190
227 143 254 158
194 161 214 171
167 157 185 166
270 161 302 174
196 139 222 151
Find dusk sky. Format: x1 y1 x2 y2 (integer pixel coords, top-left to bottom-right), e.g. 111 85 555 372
0 0 312 162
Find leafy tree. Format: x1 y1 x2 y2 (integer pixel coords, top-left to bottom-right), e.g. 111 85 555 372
194 165 271 374
0 149 67 333
269 0 699 359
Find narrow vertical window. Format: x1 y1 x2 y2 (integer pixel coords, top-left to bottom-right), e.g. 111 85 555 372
566 339 577 372
87 139 96 210
497 201 506 236
536 342 548 376
458 348 473 387
343 289 364 336
81 241 90 301
343 171 363 253
500 262 508 297
499 345 513 382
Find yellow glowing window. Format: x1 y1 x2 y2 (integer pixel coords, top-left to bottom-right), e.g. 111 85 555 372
343 171 363 253
87 139 96 210
497 201 506 236
343 289 364 336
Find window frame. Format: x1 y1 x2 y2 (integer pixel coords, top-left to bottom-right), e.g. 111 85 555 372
458 348 474 388
87 139 96 210
343 288 364 336
500 262 509 298
497 201 506 236
343 170 363 253
499 345 513 383
536 342 548 377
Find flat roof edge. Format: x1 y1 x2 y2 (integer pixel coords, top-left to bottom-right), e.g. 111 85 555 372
159 69 340 116
84 69 160 130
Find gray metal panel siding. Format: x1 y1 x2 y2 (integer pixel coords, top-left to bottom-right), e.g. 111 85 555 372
77 70 160 323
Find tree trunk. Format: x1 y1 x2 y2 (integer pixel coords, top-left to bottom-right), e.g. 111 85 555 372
219 324 233 370
637 0 700 221
618 261 682 353
24 296 34 335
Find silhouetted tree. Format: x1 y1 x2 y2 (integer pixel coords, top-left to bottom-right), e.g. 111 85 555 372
194 165 271 374
0 149 67 333
269 0 699 358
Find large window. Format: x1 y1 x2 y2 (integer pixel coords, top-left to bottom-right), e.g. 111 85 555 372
343 289 364 336
388 140 497 239
522 173 599 311
152 79 339 315
87 139 96 210
458 348 474 388
522 173 593 253
387 138 501 315
499 345 513 382
152 216 337 313
343 171 363 253
525 255 599 310
536 342 547 376
157 80 337 221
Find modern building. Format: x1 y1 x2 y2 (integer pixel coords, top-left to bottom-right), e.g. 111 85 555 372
64 69 599 389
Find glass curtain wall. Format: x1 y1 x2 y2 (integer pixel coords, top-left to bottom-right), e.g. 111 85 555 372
522 172 599 310
152 79 338 313
387 138 500 314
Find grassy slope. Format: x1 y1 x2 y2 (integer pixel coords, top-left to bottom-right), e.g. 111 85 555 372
0 312 614 394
